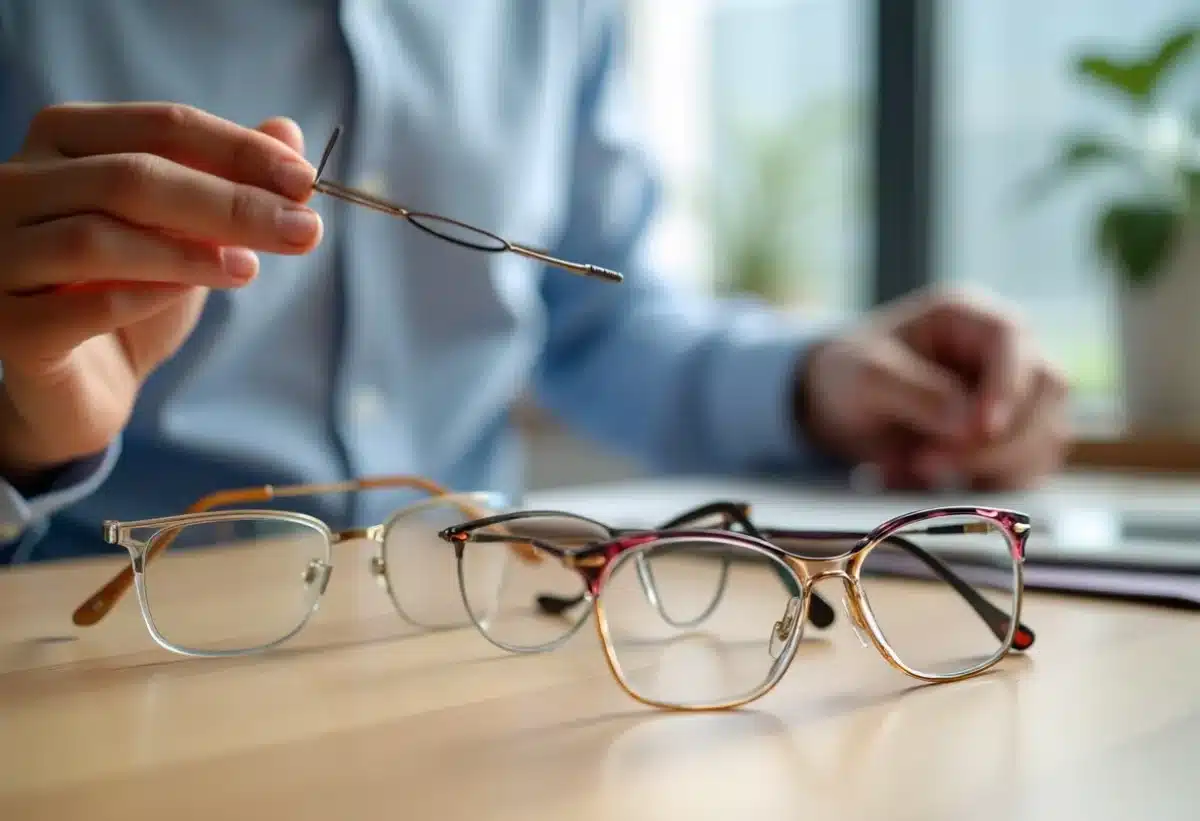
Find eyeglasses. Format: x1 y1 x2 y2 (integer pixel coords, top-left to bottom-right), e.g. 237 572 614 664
439 505 1036 711
79 478 830 658
78 475 515 656
436 500 840 654
310 126 623 284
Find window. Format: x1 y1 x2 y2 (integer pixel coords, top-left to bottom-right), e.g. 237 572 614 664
937 0 1199 417
625 0 873 319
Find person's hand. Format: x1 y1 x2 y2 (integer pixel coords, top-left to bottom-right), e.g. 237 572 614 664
0 103 323 484
798 287 1070 491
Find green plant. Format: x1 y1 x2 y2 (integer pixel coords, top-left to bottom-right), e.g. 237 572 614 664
705 95 858 305
1031 23 1199 287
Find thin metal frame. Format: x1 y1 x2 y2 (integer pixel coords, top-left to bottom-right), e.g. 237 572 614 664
310 126 623 284
74 474 458 627
441 505 1034 711
90 482 507 657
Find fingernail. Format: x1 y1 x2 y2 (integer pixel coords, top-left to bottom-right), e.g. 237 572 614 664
221 247 259 282
276 206 322 245
273 158 316 199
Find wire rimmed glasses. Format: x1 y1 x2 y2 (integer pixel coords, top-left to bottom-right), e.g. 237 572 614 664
440 505 1036 711
80 476 837 658
310 126 623 284
79 475 512 656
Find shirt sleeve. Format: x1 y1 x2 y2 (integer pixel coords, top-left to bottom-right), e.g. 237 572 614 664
0 437 121 564
532 2 848 478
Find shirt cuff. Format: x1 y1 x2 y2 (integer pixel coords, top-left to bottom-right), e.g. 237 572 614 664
704 321 850 477
0 437 121 563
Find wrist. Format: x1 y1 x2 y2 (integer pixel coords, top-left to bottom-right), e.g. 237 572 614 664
0 383 111 485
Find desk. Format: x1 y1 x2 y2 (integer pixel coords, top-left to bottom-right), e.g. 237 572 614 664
3 479 1200 820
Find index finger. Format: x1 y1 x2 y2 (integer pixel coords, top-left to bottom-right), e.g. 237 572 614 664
23 102 315 201
974 313 1027 437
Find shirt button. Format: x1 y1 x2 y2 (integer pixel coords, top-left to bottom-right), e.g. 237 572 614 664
351 385 387 424
0 523 21 542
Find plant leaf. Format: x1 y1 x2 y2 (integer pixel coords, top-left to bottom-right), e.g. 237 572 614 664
1018 136 1134 204
1075 24 1198 103
1076 55 1149 99
1147 26 1199 85
1096 201 1183 286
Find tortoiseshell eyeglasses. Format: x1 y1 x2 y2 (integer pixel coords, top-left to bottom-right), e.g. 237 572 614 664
440 505 1036 711
310 126 623 284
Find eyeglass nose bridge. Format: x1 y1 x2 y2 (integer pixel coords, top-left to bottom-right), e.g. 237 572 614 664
332 524 386 544
785 553 854 586
784 555 875 647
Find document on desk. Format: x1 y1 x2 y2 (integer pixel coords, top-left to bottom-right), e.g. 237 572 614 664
525 474 1200 608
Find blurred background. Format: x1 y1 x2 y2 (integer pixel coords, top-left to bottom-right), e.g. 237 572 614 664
524 0 1200 490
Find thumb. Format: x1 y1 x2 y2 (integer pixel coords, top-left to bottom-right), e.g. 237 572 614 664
256 116 306 157
858 340 972 442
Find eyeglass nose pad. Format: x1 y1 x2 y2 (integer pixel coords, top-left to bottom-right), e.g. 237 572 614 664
769 595 804 660
841 593 871 648
368 554 389 588
302 558 333 598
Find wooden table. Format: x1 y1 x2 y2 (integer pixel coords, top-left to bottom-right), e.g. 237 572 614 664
2 530 1199 821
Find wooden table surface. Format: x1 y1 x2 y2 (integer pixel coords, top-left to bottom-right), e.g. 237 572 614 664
2 536 1199 821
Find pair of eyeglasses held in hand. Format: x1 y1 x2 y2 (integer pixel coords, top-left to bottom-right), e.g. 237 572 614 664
311 126 623 283
439 505 1035 711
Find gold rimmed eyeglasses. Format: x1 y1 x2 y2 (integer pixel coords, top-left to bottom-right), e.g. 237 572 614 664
310 126 623 284
440 505 1037 711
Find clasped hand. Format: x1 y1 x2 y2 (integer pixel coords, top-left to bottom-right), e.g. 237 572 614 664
801 289 1070 491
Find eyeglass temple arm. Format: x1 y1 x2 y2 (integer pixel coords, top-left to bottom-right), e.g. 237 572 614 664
310 126 622 284
504 243 624 283
764 527 1036 651
450 530 570 561
72 474 450 627
530 501 838 629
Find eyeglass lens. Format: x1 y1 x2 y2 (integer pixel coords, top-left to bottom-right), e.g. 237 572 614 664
598 537 799 709
138 517 330 654
380 495 511 630
405 213 509 252
855 512 1019 676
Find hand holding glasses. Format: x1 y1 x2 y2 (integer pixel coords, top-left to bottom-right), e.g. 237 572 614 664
439 505 1035 711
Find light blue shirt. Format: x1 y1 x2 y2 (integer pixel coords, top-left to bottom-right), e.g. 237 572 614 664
0 0 834 564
